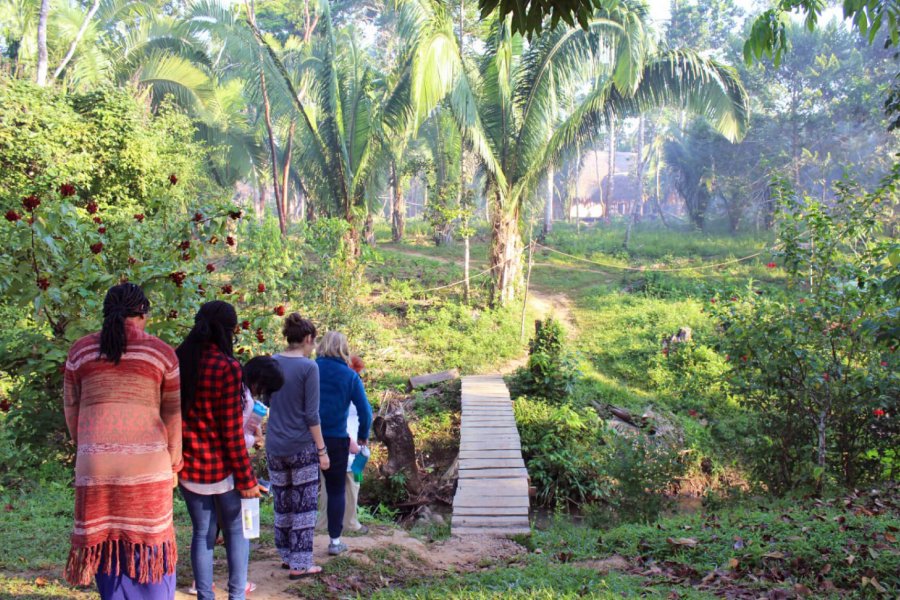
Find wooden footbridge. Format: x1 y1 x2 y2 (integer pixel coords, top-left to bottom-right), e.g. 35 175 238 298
451 375 531 536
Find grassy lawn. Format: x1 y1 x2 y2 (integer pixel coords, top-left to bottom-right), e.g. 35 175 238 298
3 221 896 598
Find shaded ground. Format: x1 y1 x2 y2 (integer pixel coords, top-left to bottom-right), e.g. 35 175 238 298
172 527 525 599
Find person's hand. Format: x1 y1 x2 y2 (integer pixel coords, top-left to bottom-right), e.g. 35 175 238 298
258 482 269 495
172 473 178 489
319 452 331 471
239 485 262 499
349 440 360 454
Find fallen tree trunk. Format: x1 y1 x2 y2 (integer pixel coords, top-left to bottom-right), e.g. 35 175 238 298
372 399 422 498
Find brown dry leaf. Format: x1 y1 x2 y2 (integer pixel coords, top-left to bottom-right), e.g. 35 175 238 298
34 577 48 587
861 576 887 593
884 532 897 543
793 584 812 597
728 558 740 569
819 563 832 576
666 537 699 548
845 554 855 565
762 551 786 559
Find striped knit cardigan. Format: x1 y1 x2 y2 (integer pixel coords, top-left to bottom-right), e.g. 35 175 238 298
63 323 182 586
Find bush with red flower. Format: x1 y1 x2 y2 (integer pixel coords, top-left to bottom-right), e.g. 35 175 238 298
710 177 898 492
0 82 239 454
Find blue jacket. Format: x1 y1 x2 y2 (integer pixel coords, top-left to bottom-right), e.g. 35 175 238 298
316 356 373 441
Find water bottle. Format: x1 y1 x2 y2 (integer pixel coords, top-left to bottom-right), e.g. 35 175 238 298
244 400 267 448
241 497 260 539
350 446 370 483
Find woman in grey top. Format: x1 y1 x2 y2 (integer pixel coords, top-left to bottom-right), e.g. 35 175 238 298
266 313 329 578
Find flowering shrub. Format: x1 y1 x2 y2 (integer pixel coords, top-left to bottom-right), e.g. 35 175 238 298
0 81 235 456
710 176 898 492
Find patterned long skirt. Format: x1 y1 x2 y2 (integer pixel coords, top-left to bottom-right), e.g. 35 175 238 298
267 444 319 571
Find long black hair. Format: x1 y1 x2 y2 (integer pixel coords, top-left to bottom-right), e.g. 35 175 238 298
176 301 238 417
243 356 285 405
100 283 151 364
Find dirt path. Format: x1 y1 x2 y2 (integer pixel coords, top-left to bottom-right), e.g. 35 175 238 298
174 527 524 599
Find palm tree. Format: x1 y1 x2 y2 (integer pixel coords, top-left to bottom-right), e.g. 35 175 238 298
403 0 750 305
250 0 458 252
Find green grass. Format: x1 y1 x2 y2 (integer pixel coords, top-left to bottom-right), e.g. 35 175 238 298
372 562 717 599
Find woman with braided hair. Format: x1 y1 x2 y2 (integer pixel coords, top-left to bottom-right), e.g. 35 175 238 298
63 283 182 599
177 301 262 600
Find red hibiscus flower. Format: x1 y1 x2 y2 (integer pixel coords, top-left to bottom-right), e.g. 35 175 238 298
193 212 203 222
766 262 776 268
5 210 21 222
169 174 178 186
59 183 76 197
23 195 41 212
169 272 186 287
134 214 145 222
257 283 266 293
221 285 233 295
873 408 885 418
36 277 50 290
206 263 216 273
97 226 106 234
85 201 98 214
274 305 285 316
90 242 104 254
241 320 250 330
226 236 235 247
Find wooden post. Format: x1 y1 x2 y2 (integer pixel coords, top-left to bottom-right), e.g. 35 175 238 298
520 229 535 343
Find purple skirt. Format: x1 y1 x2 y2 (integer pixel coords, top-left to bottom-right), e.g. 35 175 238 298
95 542 175 600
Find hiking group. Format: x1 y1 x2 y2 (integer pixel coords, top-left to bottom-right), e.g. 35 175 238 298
62 282 373 599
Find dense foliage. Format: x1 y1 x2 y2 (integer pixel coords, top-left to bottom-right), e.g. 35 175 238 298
0 79 233 457
712 174 899 492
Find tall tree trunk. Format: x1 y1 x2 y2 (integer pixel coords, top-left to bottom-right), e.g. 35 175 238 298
606 123 616 218
248 1 286 236
543 167 553 236
52 0 101 80
489 193 523 306
593 145 604 217
654 159 671 228
279 119 296 228
36 0 50 86
391 161 404 242
625 117 644 249
364 212 376 246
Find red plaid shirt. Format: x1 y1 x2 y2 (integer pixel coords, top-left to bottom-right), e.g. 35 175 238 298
181 344 256 490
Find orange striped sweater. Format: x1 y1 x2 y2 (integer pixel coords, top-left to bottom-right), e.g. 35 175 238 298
63 323 182 586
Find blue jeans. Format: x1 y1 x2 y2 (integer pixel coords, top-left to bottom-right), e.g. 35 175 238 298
180 486 248 600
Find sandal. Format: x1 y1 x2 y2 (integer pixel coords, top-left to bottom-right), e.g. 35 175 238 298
288 566 323 580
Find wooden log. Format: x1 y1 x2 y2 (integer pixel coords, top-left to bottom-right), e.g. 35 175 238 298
452 526 531 536
409 369 460 390
459 467 529 479
453 495 530 508
452 515 530 526
458 458 526 469
372 399 422 496
453 506 529 516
